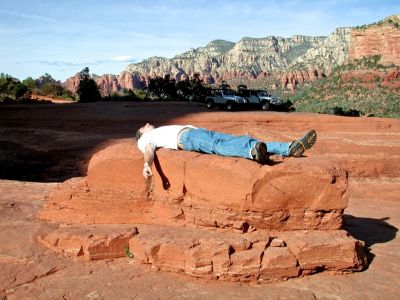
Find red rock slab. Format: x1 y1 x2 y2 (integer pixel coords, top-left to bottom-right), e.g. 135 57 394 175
277 230 367 274
39 140 348 231
37 224 365 283
259 246 300 280
126 225 366 282
0 259 61 292
38 225 138 261
38 177 188 225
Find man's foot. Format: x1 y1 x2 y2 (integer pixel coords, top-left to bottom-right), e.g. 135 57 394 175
251 142 269 164
289 130 317 157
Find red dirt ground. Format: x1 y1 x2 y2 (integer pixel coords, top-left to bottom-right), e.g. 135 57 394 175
0 102 399 299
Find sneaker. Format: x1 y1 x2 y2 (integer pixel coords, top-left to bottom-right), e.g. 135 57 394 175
251 142 269 164
289 130 317 157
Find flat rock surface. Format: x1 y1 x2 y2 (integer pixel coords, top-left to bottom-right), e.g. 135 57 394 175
0 102 399 298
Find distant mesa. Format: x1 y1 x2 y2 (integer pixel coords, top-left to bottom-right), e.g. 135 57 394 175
61 15 400 98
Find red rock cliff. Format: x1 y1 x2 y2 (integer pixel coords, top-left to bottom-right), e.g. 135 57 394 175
350 21 400 66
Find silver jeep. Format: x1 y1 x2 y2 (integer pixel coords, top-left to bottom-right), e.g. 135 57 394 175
205 89 247 111
237 89 282 111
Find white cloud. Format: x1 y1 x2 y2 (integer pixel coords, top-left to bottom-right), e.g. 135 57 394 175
111 55 136 62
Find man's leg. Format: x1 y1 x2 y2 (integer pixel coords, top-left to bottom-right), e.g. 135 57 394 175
265 142 290 156
182 128 263 160
266 130 317 157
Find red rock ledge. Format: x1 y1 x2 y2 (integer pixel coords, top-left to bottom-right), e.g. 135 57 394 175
39 140 348 230
38 224 366 282
37 139 366 281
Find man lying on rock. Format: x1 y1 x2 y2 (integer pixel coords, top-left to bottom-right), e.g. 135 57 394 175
135 123 317 178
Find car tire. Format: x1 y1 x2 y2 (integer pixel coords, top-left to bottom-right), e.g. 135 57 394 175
225 102 234 111
261 101 270 111
206 99 214 109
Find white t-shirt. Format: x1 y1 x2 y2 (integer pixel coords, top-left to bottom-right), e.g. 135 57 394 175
137 125 196 153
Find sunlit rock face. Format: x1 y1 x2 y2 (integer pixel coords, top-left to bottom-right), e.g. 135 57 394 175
349 15 400 66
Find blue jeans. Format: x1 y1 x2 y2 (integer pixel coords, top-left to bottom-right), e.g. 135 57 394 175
179 128 290 159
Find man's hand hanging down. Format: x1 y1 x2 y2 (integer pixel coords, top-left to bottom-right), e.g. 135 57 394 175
143 143 155 178
143 163 153 178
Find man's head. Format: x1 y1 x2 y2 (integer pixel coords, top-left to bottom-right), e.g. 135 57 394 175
135 123 155 141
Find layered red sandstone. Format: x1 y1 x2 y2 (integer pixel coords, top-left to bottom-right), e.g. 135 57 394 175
38 224 365 282
37 139 366 281
280 69 324 91
39 140 348 230
350 24 400 66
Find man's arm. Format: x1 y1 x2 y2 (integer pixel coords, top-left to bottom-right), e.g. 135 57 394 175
143 144 155 178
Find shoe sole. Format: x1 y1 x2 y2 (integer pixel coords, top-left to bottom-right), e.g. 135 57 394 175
254 142 269 164
289 130 317 157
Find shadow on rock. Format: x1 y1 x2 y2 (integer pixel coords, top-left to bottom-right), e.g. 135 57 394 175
344 214 398 266
0 102 209 182
153 153 171 190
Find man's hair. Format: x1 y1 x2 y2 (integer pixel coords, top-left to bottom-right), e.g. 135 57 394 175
135 129 142 141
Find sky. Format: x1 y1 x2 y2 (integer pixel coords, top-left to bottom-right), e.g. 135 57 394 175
0 0 399 81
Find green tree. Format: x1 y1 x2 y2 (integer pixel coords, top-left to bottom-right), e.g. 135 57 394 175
39 82 73 99
176 78 192 100
0 73 10 94
40 73 55 83
36 73 56 89
190 73 209 101
0 73 19 101
22 77 36 92
0 73 15 93
162 74 177 99
146 76 166 99
76 67 102 102
14 82 28 99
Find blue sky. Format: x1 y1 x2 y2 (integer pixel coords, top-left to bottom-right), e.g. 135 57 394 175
0 0 399 81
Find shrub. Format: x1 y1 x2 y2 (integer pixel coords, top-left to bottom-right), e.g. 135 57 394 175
14 83 28 99
77 67 102 103
38 82 74 99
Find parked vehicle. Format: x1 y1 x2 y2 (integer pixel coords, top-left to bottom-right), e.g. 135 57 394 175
205 88 247 111
236 89 282 111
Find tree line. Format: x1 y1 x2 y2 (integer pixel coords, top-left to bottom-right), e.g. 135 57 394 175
66 68 214 103
0 67 108 103
1 67 217 103
144 73 211 102
0 72 74 102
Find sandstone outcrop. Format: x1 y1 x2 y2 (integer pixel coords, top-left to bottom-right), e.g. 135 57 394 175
38 139 366 281
127 226 365 282
39 140 348 230
280 69 325 91
62 74 80 95
38 225 138 261
124 30 349 88
63 28 351 94
350 15 400 66
36 222 365 282
340 69 400 89
63 71 147 96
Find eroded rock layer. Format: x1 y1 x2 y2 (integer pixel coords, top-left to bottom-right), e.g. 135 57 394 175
37 139 366 281
39 140 348 231
37 224 366 282
350 23 400 66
